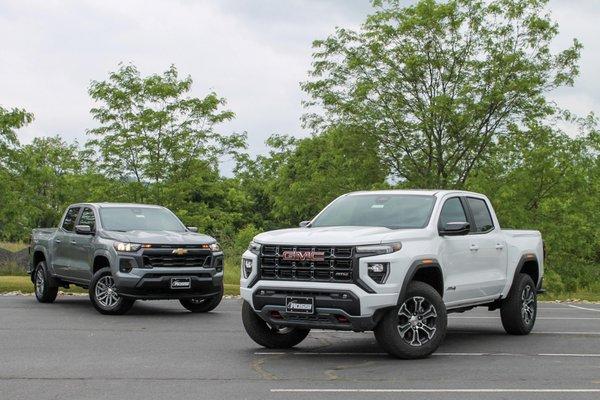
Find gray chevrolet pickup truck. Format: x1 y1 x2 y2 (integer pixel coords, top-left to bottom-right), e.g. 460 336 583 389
28 203 224 315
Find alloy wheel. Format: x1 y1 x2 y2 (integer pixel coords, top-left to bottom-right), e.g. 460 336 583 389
397 296 438 347
95 275 121 309
35 269 44 297
521 284 535 325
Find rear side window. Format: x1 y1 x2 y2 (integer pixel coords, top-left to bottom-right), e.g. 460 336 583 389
467 198 494 233
78 208 96 231
62 207 81 232
439 197 468 227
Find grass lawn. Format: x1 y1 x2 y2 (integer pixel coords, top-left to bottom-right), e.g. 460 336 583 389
0 275 240 296
0 242 28 252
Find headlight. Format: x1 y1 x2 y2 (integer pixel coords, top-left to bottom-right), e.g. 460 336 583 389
113 242 142 252
356 242 402 256
242 258 253 278
248 241 261 255
209 242 221 252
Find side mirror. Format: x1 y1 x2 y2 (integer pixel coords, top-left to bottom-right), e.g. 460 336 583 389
439 221 470 236
299 221 311 228
75 225 93 235
187 227 199 233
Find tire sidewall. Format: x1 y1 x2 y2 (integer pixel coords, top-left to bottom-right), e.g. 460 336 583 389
89 267 132 315
34 262 47 301
506 274 537 334
376 281 447 359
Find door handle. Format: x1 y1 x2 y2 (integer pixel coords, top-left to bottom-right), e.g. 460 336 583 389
469 244 479 251
70 240 77 245
54 239 61 243
495 244 505 250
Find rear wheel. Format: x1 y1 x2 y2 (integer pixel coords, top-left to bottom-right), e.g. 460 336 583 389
179 283 223 313
242 301 310 348
375 281 447 359
33 262 58 303
501 273 537 335
89 268 135 315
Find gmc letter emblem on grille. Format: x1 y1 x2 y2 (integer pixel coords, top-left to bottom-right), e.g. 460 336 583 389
281 250 325 262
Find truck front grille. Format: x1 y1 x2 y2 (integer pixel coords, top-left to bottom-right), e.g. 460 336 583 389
259 245 354 283
143 250 212 268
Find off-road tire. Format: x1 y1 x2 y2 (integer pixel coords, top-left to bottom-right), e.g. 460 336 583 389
375 281 447 359
179 283 224 313
242 301 310 348
89 267 135 315
500 273 537 335
33 261 58 303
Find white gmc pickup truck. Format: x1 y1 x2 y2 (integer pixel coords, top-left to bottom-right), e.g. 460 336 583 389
240 190 544 359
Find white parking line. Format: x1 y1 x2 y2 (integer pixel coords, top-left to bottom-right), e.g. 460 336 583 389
270 388 600 393
449 316 600 320
567 304 600 313
255 351 600 357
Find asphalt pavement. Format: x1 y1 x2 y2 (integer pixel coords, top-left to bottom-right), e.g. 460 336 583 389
1 295 599 400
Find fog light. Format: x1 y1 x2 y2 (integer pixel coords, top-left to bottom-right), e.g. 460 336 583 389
367 262 389 284
242 258 253 278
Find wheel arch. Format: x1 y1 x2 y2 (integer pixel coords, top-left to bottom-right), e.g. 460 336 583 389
397 259 444 304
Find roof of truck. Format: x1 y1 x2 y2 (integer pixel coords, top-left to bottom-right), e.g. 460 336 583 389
73 203 165 209
346 189 484 197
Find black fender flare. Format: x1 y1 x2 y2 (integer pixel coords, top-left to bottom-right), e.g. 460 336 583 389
509 253 541 293
397 259 443 305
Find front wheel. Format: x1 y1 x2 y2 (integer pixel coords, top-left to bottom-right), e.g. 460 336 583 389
89 268 135 315
179 283 223 313
33 262 58 303
500 273 537 335
374 281 447 359
242 301 310 348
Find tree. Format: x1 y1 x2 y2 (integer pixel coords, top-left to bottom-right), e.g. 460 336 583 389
302 0 582 188
87 64 245 203
0 106 33 166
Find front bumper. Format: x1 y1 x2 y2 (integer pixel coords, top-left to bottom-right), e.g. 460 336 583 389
242 282 399 331
115 272 223 300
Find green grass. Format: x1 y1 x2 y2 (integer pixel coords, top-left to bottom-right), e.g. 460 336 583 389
0 261 28 276
0 275 240 296
0 242 28 252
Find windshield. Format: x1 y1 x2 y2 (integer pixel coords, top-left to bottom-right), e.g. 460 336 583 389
99 207 186 232
311 194 436 229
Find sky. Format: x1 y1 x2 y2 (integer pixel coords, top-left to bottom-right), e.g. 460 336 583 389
1 0 599 173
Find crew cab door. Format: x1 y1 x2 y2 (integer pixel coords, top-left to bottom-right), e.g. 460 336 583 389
53 206 81 277
464 197 507 297
437 197 479 303
70 207 96 281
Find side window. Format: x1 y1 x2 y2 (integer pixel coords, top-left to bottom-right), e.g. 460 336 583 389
439 197 468 227
467 197 494 233
78 208 96 231
62 207 81 232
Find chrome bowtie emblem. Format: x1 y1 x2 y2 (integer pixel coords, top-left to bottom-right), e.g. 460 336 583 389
172 248 188 255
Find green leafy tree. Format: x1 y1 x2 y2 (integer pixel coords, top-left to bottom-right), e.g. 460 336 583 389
302 0 582 187
87 64 245 203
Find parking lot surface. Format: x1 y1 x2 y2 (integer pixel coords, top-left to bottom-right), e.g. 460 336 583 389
1 296 599 400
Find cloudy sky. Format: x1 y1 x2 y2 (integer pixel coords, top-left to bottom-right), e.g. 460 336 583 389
1 0 598 172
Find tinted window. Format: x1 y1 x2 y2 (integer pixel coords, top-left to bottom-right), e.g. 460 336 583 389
79 208 96 231
99 207 185 232
311 195 436 229
439 198 467 227
62 207 80 232
467 197 494 233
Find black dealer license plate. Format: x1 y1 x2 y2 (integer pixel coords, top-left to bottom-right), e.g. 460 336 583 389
286 296 314 314
170 277 191 289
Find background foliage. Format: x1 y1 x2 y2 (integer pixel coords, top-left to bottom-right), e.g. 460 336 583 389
0 0 598 297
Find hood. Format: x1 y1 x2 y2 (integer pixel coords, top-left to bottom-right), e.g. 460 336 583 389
253 226 429 246
102 230 215 245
